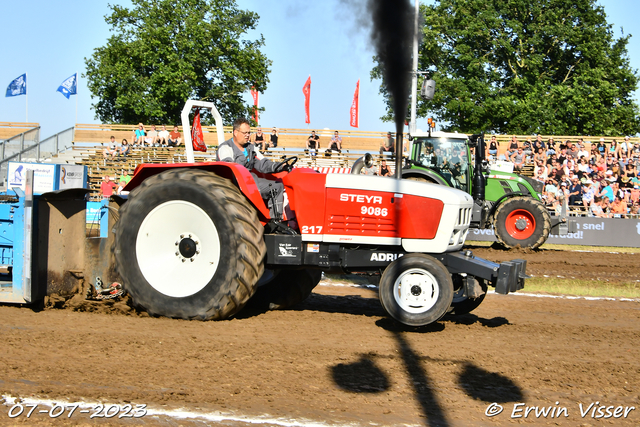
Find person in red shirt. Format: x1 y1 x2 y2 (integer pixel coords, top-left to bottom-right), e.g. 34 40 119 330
168 126 182 147
99 176 117 199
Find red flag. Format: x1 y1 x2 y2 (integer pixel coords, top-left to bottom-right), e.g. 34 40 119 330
191 111 207 152
350 80 360 128
250 87 259 124
303 76 311 124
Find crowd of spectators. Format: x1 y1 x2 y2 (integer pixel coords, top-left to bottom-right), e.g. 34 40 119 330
488 135 640 218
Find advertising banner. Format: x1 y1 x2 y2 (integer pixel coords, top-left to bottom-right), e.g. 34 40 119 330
468 217 640 248
8 162 55 194
58 164 87 190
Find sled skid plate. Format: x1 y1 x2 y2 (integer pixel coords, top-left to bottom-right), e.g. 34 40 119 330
434 252 527 295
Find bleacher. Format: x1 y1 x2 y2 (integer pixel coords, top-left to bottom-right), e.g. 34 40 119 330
56 124 638 209
0 122 39 141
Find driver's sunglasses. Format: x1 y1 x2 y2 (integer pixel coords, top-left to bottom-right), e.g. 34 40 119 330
236 130 251 135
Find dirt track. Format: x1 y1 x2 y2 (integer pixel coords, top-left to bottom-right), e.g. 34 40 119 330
1 247 639 427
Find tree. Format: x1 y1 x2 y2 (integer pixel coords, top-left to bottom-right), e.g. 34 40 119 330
372 0 640 136
84 0 270 125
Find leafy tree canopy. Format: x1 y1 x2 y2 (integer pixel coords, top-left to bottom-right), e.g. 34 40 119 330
373 0 640 136
84 0 270 125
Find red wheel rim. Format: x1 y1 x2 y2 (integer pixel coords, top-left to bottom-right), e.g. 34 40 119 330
504 209 536 240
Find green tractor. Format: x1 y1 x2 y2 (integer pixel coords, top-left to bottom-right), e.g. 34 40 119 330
401 131 574 249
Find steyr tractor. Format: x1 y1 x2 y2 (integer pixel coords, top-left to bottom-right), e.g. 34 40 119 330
399 131 574 249
111 101 528 326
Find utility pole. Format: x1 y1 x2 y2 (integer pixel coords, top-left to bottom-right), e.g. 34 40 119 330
410 0 419 135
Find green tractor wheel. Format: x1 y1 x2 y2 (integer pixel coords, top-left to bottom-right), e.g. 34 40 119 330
493 196 551 249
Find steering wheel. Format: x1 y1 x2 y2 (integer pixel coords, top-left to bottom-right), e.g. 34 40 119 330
274 156 298 173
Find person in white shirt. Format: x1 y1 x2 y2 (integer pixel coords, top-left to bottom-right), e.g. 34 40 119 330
158 125 171 147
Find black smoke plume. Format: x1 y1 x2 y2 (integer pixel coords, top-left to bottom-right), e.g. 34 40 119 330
367 0 415 133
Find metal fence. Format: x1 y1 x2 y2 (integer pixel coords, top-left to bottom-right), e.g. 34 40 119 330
0 127 74 188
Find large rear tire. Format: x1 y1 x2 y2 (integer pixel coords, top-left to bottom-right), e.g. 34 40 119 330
114 169 266 320
493 196 551 250
379 254 453 327
251 269 322 310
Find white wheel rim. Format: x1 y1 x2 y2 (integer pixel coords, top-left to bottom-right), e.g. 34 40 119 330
393 268 440 314
136 200 221 298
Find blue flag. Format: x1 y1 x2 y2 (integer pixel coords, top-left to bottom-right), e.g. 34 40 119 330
6 74 27 97
57 73 77 99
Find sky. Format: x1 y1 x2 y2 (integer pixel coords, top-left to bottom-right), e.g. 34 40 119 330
1 0 640 139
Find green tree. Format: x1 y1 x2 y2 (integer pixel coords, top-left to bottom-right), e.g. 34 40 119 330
373 0 640 136
84 0 270 125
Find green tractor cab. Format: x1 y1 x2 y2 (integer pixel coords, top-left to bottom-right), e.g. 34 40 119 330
402 131 574 249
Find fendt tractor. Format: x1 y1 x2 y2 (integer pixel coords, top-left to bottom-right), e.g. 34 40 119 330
0 101 528 327
398 130 575 249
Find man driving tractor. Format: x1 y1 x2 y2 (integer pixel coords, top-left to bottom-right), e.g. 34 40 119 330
216 118 292 218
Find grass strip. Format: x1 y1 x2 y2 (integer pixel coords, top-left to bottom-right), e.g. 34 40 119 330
524 277 640 299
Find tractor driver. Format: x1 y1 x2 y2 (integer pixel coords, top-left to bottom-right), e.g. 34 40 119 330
217 118 292 218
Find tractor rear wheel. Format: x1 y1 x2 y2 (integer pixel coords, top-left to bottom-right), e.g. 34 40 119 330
251 269 322 310
493 196 551 249
114 169 266 320
379 254 453 327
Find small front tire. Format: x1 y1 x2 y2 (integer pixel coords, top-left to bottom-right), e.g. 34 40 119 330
379 254 453 327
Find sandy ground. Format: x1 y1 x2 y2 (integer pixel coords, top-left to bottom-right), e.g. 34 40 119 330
0 246 639 427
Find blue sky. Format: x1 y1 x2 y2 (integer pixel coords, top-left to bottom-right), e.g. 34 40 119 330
1 0 639 139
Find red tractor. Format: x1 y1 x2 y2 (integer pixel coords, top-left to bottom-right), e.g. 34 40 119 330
114 101 527 327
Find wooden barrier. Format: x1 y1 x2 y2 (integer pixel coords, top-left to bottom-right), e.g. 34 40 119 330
0 122 39 140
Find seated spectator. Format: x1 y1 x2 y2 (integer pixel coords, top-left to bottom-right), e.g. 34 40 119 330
327 131 342 153
589 196 607 218
379 159 392 177
506 136 519 159
253 127 267 150
629 184 640 204
532 134 545 153
120 170 132 185
577 140 589 159
609 139 618 159
306 130 320 156
582 180 596 209
522 138 533 159
599 178 615 203
595 138 606 156
511 148 526 171
534 164 547 183
270 127 279 148
567 143 579 160
546 137 556 155
577 157 591 174
487 135 499 159
622 163 636 187
103 136 119 159
133 123 146 146
168 126 182 147
619 136 632 158
119 139 131 159
568 177 583 206
630 203 639 216
632 141 640 156
158 125 170 147
534 147 547 165
146 125 160 146
610 195 628 218
380 132 395 155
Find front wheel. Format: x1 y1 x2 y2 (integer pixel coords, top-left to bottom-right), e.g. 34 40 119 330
379 254 453 327
493 196 551 249
114 169 266 320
